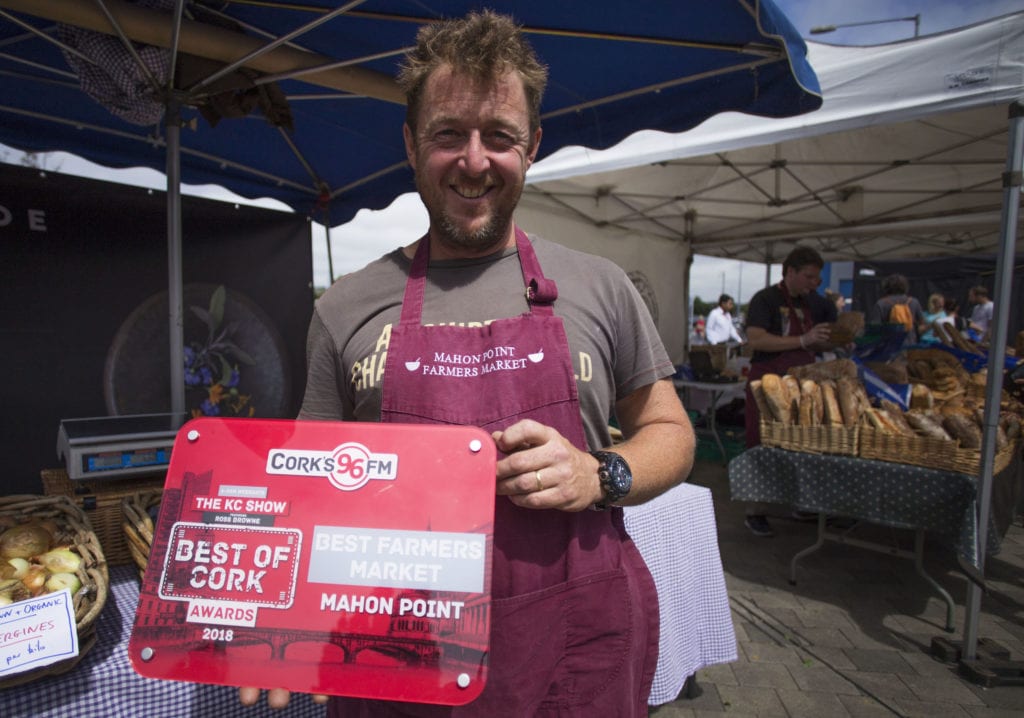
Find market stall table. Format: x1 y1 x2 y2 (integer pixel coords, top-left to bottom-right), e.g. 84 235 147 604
624 481 737 705
674 378 745 464
0 564 327 718
729 445 1012 632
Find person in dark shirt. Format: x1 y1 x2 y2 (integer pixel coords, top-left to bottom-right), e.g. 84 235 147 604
741 247 837 537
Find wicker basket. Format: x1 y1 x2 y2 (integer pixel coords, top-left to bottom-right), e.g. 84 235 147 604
760 421 859 456
41 469 165 566
0 494 108 688
121 489 163 580
858 427 959 470
859 427 1018 476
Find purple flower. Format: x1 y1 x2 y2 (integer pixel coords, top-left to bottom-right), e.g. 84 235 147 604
200 399 220 416
225 368 241 388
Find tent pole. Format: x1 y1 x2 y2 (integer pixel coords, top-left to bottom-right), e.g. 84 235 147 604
167 97 185 416
962 99 1024 660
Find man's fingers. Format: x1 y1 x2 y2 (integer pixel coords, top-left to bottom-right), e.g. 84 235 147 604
267 688 292 709
238 687 261 706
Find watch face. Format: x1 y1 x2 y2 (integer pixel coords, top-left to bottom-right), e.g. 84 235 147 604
595 451 632 503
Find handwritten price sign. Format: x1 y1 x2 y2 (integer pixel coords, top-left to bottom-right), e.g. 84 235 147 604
0 589 77 677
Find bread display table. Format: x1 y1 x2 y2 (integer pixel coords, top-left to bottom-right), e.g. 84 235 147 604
729 446 1018 632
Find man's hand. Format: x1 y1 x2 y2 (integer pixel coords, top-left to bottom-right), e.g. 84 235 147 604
802 323 833 351
238 687 329 709
493 419 601 512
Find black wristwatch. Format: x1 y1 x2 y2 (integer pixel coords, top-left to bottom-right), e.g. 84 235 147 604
591 450 632 510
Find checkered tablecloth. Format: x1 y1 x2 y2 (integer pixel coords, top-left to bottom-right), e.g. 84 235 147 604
729 445 1002 566
0 565 327 718
623 482 737 705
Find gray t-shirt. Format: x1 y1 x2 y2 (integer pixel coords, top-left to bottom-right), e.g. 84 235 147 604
300 234 673 451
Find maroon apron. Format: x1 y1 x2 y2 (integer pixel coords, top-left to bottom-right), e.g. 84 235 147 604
744 282 815 447
328 229 659 717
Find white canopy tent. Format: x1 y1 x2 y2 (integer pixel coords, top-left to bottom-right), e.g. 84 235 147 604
516 12 1024 362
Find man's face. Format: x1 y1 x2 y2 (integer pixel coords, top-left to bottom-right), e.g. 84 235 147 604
784 264 821 297
404 66 541 259
724 299 735 313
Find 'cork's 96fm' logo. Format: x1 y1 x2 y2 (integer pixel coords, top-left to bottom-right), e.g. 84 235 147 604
266 443 398 491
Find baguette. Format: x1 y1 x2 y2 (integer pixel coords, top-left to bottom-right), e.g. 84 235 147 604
820 380 843 426
879 399 915 437
864 408 897 435
761 374 792 425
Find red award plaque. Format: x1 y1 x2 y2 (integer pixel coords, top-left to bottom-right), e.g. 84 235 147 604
129 418 495 706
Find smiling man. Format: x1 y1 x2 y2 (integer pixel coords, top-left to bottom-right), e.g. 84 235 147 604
241 10 694 717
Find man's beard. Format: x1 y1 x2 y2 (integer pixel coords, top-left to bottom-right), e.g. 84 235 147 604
431 205 514 255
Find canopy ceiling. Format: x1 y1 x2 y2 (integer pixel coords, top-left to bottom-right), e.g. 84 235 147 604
518 12 1024 264
0 0 821 225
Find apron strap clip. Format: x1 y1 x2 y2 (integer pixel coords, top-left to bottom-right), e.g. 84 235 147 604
526 277 558 305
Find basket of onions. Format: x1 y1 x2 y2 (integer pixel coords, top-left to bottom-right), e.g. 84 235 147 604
0 494 107 687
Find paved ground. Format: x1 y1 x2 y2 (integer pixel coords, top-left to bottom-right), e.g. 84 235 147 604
649 457 1024 717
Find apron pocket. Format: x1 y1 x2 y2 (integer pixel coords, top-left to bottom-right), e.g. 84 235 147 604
488 568 631 711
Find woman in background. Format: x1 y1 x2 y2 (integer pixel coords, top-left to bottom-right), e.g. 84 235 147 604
920 293 946 344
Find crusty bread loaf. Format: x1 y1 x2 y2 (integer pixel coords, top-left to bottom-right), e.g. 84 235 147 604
787 358 858 384
835 377 861 427
909 383 934 411
782 375 801 424
820 380 843 426
749 380 772 425
942 413 982 448
905 411 952 440
761 374 792 425
798 379 819 427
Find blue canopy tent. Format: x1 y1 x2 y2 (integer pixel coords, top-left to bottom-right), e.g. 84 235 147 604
0 0 821 412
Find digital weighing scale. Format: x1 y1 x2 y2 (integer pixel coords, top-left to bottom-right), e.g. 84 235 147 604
57 413 187 480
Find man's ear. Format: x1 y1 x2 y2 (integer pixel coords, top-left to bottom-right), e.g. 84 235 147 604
525 127 542 168
403 123 417 169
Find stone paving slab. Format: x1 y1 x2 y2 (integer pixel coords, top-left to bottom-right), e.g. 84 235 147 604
647 458 1024 717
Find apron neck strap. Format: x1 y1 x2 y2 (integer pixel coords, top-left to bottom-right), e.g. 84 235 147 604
779 280 813 336
400 227 557 324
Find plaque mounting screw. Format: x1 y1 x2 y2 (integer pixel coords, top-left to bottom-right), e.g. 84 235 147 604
187 430 200 442
457 672 471 688
468 439 482 453
141 647 155 661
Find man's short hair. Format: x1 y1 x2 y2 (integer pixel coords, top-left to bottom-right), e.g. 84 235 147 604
782 246 824 274
881 274 909 296
971 285 990 300
718 294 733 306
398 11 549 139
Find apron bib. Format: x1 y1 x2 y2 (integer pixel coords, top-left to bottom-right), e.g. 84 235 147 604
330 230 657 717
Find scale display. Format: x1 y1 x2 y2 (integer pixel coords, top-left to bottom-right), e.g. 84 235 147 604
129 417 496 706
57 413 186 480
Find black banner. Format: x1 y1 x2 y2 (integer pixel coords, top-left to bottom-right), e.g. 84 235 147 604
0 164 313 494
